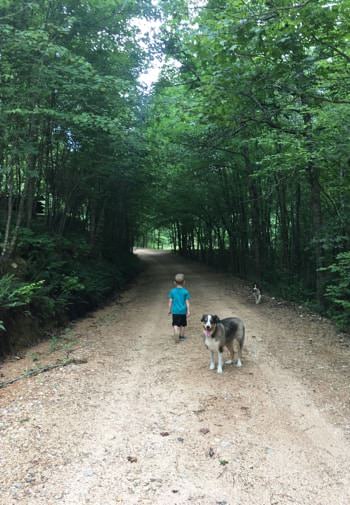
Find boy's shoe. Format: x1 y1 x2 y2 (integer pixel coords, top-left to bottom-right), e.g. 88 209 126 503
179 335 187 340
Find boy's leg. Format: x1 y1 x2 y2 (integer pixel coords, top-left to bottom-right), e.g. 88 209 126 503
179 315 187 340
173 325 180 342
172 314 180 343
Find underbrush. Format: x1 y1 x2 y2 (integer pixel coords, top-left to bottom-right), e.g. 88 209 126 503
183 248 350 332
0 229 141 355
321 252 350 330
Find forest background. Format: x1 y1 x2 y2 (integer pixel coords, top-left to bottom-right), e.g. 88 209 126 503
0 0 349 354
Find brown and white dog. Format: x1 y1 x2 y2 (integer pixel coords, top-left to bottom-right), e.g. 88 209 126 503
201 314 245 374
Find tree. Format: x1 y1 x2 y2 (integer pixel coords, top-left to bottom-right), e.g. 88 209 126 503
144 0 350 314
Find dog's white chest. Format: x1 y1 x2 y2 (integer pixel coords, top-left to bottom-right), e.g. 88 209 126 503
205 336 220 352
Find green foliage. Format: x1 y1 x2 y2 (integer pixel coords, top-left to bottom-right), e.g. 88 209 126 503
143 0 350 321
30 352 40 362
15 229 141 320
0 0 154 262
0 227 141 352
0 273 44 332
1 0 350 346
0 0 152 353
0 274 43 310
49 335 60 353
323 252 350 329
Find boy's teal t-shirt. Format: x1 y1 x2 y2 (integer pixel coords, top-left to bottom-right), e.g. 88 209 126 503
168 287 191 314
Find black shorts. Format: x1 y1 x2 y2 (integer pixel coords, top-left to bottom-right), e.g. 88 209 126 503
172 314 187 327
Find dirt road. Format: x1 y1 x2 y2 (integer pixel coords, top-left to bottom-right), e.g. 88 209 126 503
1 250 350 505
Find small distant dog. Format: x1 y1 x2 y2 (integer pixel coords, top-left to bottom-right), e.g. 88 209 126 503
252 284 262 304
201 314 245 374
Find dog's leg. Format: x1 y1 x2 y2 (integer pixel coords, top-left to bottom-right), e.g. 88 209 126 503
217 351 223 374
255 291 261 304
233 340 242 367
225 342 234 365
209 351 215 370
235 342 242 367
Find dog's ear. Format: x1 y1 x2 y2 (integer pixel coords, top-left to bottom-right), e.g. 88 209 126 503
201 314 206 322
213 315 220 324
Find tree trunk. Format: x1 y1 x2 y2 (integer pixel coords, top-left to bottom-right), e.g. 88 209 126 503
1 167 14 259
6 177 29 259
243 147 261 279
275 173 289 271
308 161 324 305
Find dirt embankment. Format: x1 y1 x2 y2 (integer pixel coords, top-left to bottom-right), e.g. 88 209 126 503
1 250 350 505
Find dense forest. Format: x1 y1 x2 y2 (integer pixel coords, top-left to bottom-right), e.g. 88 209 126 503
144 0 350 327
0 0 349 353
0 0 154 353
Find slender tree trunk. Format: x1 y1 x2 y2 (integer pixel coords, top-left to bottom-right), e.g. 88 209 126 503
275 173 289 271
291 181 302 274
6 177 29 258
1 167 14 259
25 170 37 228
243 147 261 279
304 110 324 305
308 161 323 304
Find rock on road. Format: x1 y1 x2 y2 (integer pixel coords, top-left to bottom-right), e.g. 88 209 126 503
1 250 350 505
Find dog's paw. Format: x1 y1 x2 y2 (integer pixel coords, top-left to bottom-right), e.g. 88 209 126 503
217 368 223 374
209 363 215 370
235 359 242 367
225 360 234 365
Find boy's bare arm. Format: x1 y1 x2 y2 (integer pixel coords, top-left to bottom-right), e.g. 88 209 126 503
168 298 172 314
186 299 190 317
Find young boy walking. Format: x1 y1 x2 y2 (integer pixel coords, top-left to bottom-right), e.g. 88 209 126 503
168 273 191 343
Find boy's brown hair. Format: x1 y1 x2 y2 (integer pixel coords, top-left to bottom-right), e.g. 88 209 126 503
174 273 185 284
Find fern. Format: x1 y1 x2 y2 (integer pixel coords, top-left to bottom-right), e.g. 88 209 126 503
0 274 44 310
